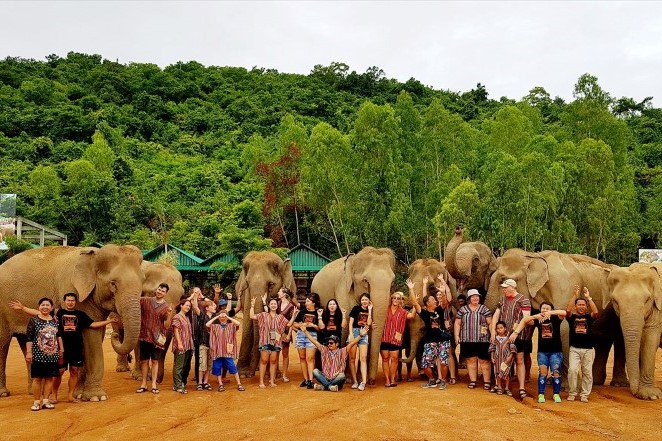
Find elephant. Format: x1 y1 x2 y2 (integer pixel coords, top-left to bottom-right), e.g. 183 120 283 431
114 261 184 382
400 259 457 375
484 248 626 387
0 223 15 243
606 263 662 400
0 244 144 400
311 246 395 385
236 251 296 377
444 226 497 293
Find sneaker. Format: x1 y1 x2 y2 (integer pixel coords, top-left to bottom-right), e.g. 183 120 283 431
300 380 308 388
306 380 314 389
553 394 561 403
567 394 576 401
313 383 324 391
538 394 545 403
358 382 366 391
31 401 41 411
351 382 359 389
438 380 447 390
328 385 339 392
422 380 436 389
580 396 589 403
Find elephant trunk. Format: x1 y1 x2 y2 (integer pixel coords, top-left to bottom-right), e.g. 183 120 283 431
444 226 464 281
402 329 420 364
111 295 141 355
621 318 643 395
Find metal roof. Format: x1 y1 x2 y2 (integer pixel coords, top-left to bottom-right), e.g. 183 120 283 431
288 243 331 271
142 243 205 268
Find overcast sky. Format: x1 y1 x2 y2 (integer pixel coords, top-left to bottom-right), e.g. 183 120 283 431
2 1 662 105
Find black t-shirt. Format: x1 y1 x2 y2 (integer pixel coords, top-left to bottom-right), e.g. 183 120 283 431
296 308 319 331
534 315 563 353
57 309 94 355
567 314 594 349
349 306 369 329
323 312 343 341
419 308 447 343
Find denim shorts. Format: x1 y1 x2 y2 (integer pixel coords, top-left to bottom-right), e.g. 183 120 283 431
296 330 317 349
347 327 369 346
259 344 281 353
537 351 563 373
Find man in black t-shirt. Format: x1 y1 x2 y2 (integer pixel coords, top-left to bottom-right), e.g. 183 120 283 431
565 286 599 403
57 292 117 402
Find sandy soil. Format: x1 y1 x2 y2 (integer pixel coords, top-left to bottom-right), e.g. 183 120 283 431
2 333 662 441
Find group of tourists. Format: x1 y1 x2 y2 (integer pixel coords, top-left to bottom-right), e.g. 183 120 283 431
11 275 599 410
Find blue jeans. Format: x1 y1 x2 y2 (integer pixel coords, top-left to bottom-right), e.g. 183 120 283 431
313 369 346 390
537 351 562 394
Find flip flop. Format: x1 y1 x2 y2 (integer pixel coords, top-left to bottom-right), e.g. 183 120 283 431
237 384 245 391
136 387 148 393
218 384 225 392
448 378 457 385
151 388 160 394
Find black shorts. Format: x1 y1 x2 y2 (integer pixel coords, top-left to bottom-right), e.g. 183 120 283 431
140 341 164 361
31 361 60 378
460 342 490 360
380 342 402 352
61 351 84 369
515 339 532 354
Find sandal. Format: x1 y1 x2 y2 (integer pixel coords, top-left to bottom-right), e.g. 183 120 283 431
496 388 503 395
217 384 225 392
484 383 491 391
203 383 213 391
151 388 160 394
196 384 203 391
448 378 456 385
136 387 148 393
237 384 245 391
505 390 513 397
467 382 476 389
176 389 187 394
519 389 527 399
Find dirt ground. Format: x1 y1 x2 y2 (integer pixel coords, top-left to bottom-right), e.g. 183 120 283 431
2 331 662 441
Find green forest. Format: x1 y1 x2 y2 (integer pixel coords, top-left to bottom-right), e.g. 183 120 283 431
1 52 661 266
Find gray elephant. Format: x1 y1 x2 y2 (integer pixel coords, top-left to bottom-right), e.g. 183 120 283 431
606 263 662 400
484 248 626 387
236 251 296 377
311 247 395 385
0 244 144 400
444 226 497 293
400 258 457 379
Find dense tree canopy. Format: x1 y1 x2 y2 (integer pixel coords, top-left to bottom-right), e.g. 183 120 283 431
1 53 660 265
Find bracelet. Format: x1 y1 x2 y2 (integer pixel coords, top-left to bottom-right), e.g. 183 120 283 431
513 331 519 334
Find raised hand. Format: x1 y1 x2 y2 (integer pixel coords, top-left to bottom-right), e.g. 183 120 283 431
251 297 257 307
317 308 324 317
405 279 415 290
422 276 430 285
573 285 580 296
213 283 222 293
261 293 268 304
9 300 24 310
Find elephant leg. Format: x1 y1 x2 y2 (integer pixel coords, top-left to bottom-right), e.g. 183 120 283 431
238 318 254 377
248 324 260 376
14 334 33 394
635 324 662 400
610 327 628 387
115 327 130 372
0 328 12 397
367 338 381 385
80 328 108 401
131 344 143 380
156 332 172 384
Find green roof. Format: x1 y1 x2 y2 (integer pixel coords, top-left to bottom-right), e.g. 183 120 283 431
288 244 331 272
143 243 205 269
200 253 240 267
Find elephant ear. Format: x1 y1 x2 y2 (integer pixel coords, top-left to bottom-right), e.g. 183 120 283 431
650 266 662 311
526 256 549 299
280 258 296 293
73 249 98 302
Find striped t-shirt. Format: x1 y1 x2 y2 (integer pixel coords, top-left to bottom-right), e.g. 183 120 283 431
209 322 239 359
171 313 194 352
320 346 348 379
496 294 532 340
255 312 289 349
456 304 492 343
139 297 169 346
381 306 408 346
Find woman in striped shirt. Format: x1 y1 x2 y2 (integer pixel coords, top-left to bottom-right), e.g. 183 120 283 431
250 297 290 388
172 299 194 394
380 290 416 387
454 289 493 391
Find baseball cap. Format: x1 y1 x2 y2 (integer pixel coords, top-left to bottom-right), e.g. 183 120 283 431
218 298 228 307
326 335 340 345
500 279 517 288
